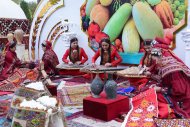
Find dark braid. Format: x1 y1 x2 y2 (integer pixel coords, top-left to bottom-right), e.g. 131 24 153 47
69 37 80 63
100 38 111 65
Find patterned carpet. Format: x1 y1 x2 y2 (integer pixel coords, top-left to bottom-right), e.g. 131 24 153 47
57 81 91 106
0 76 126 127
66 111 122 127
122 88 158 127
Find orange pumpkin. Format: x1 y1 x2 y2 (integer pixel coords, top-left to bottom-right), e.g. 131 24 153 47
90 4 110 30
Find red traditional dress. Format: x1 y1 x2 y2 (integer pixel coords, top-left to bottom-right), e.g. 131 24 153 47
151 56 190 118
130 52 156 88
92 47 122 67
154 37 184 64
0 46 39 92
139 52 156 70
62 47 88 64
42 48 59 75
61 47 88 76
0 49 22 80
84 47 122 80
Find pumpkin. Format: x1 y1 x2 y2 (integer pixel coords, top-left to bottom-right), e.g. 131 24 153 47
90 4 110 30
88 21 100 38
95 31 109 43
85 0 100 17
154 1 174 28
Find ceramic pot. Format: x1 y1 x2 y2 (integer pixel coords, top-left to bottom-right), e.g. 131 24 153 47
90 74 104 98
105 79 117 99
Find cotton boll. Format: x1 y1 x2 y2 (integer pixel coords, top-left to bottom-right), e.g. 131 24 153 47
25 82 44 91
37 96 57 107
20 99 47 110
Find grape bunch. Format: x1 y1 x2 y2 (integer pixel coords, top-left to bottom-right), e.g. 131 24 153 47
168 0 186 25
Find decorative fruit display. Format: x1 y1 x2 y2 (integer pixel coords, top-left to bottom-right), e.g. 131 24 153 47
154 0 174 28
85 0 100 17
109 0 130 15
80 0 186 54
90 4 110 30
133 2 164 40
88 21 101 38
166 0 186 25
122 18 140 53
100 0 113 6
95 31 109 43
103 3 132 42
147 0 161 6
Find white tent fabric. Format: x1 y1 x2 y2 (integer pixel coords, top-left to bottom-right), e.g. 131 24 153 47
0 0 26 19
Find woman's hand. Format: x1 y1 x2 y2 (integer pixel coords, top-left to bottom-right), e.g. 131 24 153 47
39 60 44 70
154 86 162 92
144 71 151 76
138 64 142 69
105 63 112 67
76 61 81 65
91 63 96 68
149 85 162 92
145 66 150 71
150 74 162 83
68 61 73 65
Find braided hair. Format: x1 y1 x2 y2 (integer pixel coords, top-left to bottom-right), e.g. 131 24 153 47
100 38 111 65
69 37 80 63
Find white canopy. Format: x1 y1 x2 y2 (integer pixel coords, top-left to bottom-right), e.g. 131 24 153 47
0 0 26 19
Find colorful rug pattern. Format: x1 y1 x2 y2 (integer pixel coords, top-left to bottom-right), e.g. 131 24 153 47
58 83 91 106
122 88 158 127
154 118 190 127
0 68 39 92
66 111 121 127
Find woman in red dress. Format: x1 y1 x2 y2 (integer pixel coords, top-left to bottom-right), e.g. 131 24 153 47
148 48 190 118
42 40 59 75
139 40 157 71
62 37 88 65
132 40 156 88
0 41 22 80
92 38 122 67
154 37 184 63
0 41 38 87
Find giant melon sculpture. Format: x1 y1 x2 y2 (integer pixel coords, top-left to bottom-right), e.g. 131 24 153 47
122 18 140 53
103 3 132 42
132 2 164 40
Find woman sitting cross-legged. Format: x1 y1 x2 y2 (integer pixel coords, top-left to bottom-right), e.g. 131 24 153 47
0 41 38 86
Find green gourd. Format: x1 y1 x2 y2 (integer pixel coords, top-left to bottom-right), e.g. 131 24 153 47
103 3 132 42
147 0 161 6
132 2 164 40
